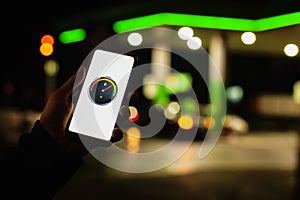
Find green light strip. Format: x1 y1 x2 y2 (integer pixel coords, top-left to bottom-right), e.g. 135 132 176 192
58 28 86 44
113 12 300 33
256 12 300 31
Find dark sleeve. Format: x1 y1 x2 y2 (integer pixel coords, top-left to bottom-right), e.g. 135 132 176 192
0 120 84 200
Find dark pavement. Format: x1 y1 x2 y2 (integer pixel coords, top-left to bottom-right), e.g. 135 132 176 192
54 132 299 200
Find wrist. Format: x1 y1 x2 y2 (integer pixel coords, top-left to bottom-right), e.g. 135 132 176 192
37 120 88 158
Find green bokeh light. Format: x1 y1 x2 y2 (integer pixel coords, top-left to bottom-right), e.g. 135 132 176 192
58 28 86 44
165 72 192 94
113 12 300 33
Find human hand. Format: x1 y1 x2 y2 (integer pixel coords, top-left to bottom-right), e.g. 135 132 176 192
40 66 124 157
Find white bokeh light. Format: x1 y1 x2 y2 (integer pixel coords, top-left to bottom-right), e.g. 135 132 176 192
187 36 202 50
284 44 299 57
226 85 244 103
241 32 256 45
127 32 143 46
178 27 194 40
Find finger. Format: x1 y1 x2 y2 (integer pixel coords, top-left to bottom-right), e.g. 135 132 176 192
69 66 87 103
73 66 86 92
56 73 77 97
110 128 124 143
57 66 86 96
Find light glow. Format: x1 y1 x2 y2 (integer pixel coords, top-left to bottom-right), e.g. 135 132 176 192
178 27 194 40
126 127 141 153
241 32 256 45
226 85 244 103
177 115 194 130
164 109 177 120
113 12 300 33
203 116 215 129
284 44 299 57
128 106 140 122
41 35 54 45
187 36 202 50
181 97 198 114
58 28 86 44
164 73 192 94
165 101 180 121
127 32 143 46
167 101 180 115
40 43 53 56
44 60 59 76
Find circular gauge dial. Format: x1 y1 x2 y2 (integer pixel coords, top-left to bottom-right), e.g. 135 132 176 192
89 77 118 105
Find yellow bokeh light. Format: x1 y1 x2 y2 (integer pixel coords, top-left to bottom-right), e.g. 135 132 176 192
126 127 141 153
143 84 158 100
40 43 53 56
126 144 140 153
44 59 59 76
177 115 194 130
127 127 141 138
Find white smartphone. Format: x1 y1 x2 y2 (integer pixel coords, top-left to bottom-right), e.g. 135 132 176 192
68 49 135 141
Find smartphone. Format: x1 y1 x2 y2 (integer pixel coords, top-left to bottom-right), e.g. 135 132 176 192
68 49 135 142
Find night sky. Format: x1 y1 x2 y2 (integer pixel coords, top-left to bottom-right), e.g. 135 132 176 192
1 1 300 111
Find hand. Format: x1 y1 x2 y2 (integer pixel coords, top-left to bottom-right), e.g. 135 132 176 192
40 66 124 157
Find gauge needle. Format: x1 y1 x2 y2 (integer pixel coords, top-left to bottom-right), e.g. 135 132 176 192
102 85 113 92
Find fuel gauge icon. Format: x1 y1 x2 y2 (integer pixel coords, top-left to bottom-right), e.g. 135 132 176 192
89 77 118 105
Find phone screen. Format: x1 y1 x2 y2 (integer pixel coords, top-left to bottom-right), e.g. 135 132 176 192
68 50 135 141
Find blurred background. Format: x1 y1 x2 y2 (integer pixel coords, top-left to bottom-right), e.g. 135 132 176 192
1 0 300 199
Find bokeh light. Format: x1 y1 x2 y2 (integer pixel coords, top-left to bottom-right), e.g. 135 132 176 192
58 28 86 44
44 59 59 76
126 127 141 153
40 43 54 56
128 106 140 122
178 27 194 40
41 35 54 45
164 73 192 94
284 44 299 57
127 32 143 46
241 32 256 45
164 101 181 121
181 97 198 115
226 85 244 103
167 101 181 115
177 115 194 130
187 36 202 50
203 116 215 129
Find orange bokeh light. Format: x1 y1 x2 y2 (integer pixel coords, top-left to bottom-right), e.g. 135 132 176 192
177 115 194 130
41 35 54 45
